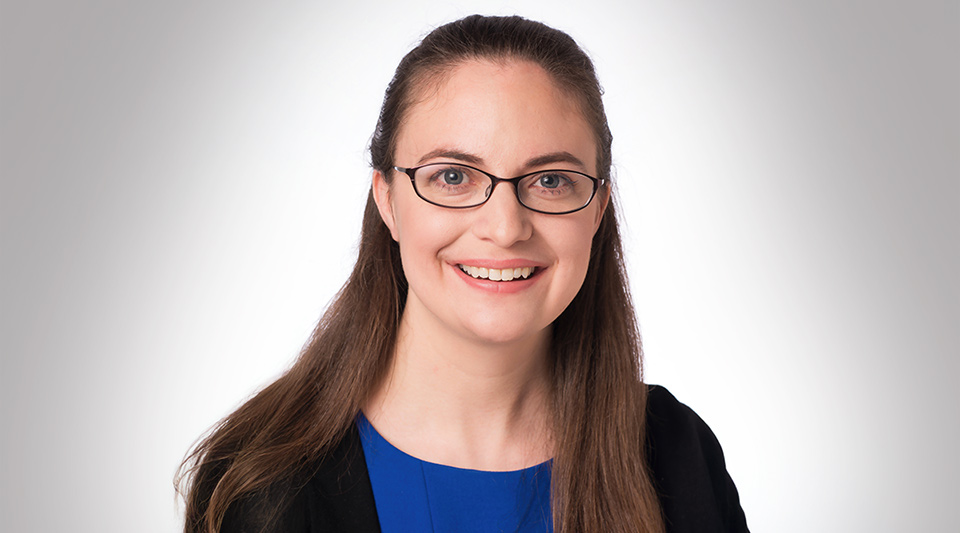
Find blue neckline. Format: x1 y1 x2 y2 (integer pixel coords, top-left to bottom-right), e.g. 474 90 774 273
356 411 553 474
356 411 554 532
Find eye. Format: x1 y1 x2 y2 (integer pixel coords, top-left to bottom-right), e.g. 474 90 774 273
442 168 466 185
538 173 563 189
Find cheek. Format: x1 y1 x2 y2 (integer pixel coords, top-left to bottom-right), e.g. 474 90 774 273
548 218 599 285
567 229 597 278
393 203 460 266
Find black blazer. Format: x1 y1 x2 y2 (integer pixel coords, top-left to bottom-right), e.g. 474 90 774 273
222 385 749 532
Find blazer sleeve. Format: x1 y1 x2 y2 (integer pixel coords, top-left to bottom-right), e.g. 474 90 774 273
646 385 750 533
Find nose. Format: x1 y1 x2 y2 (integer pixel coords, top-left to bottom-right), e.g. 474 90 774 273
471 180 534 247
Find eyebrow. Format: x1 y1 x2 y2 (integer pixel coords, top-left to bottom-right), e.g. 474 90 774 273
416 149 587 171
524 151 586 170
416 149 483 166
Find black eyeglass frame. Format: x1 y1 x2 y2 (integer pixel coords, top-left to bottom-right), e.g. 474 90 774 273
393 163 605 215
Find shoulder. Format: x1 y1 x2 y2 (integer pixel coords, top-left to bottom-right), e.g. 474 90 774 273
220 424 380 533
645 384 722 453
219 468 311 533
645 384 750 533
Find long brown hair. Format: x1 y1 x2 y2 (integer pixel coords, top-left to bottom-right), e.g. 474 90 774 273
178 15 664 533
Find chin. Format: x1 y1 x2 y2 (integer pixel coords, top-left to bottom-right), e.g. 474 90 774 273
461 318 550 348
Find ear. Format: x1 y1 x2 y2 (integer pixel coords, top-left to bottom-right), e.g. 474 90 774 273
372 170 400 241
593 183 611 233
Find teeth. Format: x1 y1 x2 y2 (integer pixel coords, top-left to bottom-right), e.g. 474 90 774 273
458 264 535 281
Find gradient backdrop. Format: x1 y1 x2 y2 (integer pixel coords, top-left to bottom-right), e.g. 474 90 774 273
2 1 957 531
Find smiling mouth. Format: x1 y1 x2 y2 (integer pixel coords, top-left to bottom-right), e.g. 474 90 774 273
458 264 536 281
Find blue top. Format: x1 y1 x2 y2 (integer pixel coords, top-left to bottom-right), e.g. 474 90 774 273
356 413 553 532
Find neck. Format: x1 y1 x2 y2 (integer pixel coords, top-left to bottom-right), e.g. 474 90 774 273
363 306 554 471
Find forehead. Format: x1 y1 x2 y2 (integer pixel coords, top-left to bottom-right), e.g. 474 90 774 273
396 59 597 173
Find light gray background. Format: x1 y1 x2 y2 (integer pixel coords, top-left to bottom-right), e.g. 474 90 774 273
2 1 957 531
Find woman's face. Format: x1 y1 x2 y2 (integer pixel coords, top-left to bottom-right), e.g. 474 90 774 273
373 59 606 348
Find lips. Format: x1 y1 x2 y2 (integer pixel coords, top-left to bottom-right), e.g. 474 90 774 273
457 264 536 281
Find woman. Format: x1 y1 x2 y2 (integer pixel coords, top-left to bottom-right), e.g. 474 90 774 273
179 15 748 533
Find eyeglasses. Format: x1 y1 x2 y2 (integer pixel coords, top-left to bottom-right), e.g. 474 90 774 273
393 163 604 215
